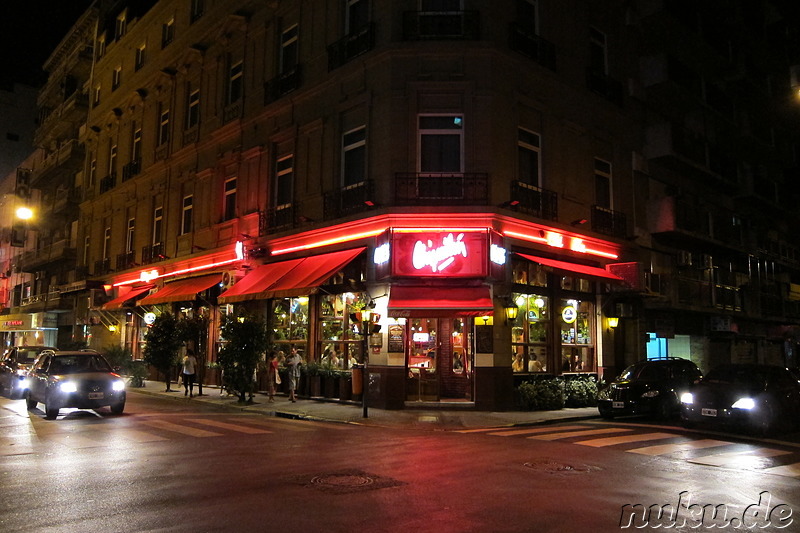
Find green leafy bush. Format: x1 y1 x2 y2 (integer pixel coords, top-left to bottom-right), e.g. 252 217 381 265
564 376 599 407
517 379 565 411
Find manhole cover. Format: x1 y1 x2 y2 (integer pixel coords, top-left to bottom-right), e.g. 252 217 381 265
290 470 405 494
523 459 599 474
311 474 375 487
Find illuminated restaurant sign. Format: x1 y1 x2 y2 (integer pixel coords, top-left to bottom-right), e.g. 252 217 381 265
390 230 488 278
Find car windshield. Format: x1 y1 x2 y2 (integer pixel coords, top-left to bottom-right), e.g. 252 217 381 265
48 354 112 374
704 366 767 389
617 363 667 381
18 349 43 365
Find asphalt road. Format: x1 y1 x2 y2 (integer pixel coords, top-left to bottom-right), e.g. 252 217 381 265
1 394 798 532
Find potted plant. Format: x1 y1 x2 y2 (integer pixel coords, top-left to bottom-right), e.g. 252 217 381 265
338 369 352 401
320 362 337 398
304 361 321 397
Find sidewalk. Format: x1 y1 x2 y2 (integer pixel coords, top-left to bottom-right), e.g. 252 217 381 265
129 382 599 431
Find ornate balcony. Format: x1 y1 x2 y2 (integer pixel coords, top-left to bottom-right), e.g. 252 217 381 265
264 66 303 104
394 173 488 206
122 159 141 182
99 173 117 194
591 205 627 238
509 23 556 71
323 180 375 220
509 181 558 221
141 243 166 265
327 24 375 71
260 204 299 235
402 10 480 40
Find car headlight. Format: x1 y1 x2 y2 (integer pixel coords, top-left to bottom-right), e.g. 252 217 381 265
19 378 30 390
641 390 660 398
732 397 755 410
112 380 125 391
680 392 693 404
59 382 78 393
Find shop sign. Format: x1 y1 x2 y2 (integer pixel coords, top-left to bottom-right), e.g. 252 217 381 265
0 315 32 331
561 305 577 324
391 230 487 277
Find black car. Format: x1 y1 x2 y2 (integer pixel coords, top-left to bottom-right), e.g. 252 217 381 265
25 350 126 419
0 345 57 399
680 364 800 435
597 358 703 419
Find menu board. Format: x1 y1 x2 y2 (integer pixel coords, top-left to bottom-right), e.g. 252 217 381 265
388 324 405 353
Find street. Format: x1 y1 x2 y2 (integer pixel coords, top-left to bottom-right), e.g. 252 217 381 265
1 392 798 532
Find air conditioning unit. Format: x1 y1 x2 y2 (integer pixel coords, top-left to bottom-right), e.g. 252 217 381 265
220 271 237 290
677 251 693 267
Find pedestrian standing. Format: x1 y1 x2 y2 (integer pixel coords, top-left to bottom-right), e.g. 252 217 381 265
181 348 198 397
286 347 302 402
267 351 280 402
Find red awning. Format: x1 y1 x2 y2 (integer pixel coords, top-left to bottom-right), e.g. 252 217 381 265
137 275 221 306
102 285 153 310
388 285 494 318
264 248 367 298
217 258 303 304
516 253 623 281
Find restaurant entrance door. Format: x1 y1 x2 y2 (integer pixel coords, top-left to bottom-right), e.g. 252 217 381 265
405 317 472 402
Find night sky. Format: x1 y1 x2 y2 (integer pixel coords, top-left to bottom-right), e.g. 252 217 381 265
0 1 94 89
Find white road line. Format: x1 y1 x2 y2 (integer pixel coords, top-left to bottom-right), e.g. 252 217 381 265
687 447 792 467
762 462 800 478
488 425 590 437
141 419 222 437
528 428 633 441
627 439 732 455
188 419 272 434
575 432 678 447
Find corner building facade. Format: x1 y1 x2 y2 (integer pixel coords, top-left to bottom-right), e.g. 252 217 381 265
75 0 800 409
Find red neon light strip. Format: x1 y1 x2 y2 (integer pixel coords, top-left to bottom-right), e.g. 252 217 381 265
392 227 487 233
271 229 385 255
113 257 239 287
503 230 618 260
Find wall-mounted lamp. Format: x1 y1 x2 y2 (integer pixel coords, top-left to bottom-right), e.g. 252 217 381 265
503 299 519 325
607 317 619 329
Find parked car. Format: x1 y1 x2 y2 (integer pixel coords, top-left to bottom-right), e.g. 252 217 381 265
24 350 126 419
680 364 800 435
597 358 703 419
0 345 57 399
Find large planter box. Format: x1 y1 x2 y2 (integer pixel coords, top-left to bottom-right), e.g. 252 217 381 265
308 375 321 397
323 376 337 398
339 377 353 401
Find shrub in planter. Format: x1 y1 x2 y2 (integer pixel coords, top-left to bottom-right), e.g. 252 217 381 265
564 377 599 407
517 379 565 411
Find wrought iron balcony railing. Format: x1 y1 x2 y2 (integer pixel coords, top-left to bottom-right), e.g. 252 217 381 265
264 65 303 104
394 173 488 206
591 205 627 238
509 23 556 71
509 181 558 221
323 180 375 220
402 10 480 40
328 24 375 71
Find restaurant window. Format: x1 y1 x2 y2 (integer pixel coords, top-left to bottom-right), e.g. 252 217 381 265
418 114 463 173
271 297 309 356
511 258 548 288
559 275 592 292
318 292 369 369
559 298 595 373
511 293 549 373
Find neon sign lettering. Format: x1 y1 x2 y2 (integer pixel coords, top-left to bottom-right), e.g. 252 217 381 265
412 233 467 273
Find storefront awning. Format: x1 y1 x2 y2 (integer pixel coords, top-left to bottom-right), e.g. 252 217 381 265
217 259 304 304
102 285 153 310
266 248 366 298
388 286 494 318
137 275 220 306
516 253 623 281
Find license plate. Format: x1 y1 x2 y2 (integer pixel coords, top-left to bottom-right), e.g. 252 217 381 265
612 401 624 409
88 392 104 400
701 408 717 417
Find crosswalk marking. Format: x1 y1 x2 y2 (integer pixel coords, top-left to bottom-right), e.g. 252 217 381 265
575 432 677 447
687 448 792 467
240 417 317 432
627 439 732 456
528 427 632 441
109 429 169 443
188 419 272 434
141 419 223 437
488 425 588 437
762 462 800 477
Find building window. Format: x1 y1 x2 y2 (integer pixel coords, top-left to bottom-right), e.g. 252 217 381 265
158 106 170 146
418 115 463 173
93 84 101 106
181 195 193 235
318 292 371 367
186 85 200 128
516 0 539 34
135 43 146 71
511 292 549 373
275 155 294 207
162 18 175 48
342 126 366 186
227 59 243 104
126 218 135 253
115 11 127 40
103 225 112 260
280 25 299 74
518 128 541 186
83 235 90 266
271 297 309 355
152 206 163 245
109 143 118 175
594 158 612 209
190 0 205 23
223 178 237 221
346 0 369 33
132 124 142 161
112 66 122 91
559 298 595 372
589 26 607 75
88 155 97 188
97 35 106 59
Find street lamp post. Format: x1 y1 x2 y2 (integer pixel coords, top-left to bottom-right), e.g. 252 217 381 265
353 302 380 419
